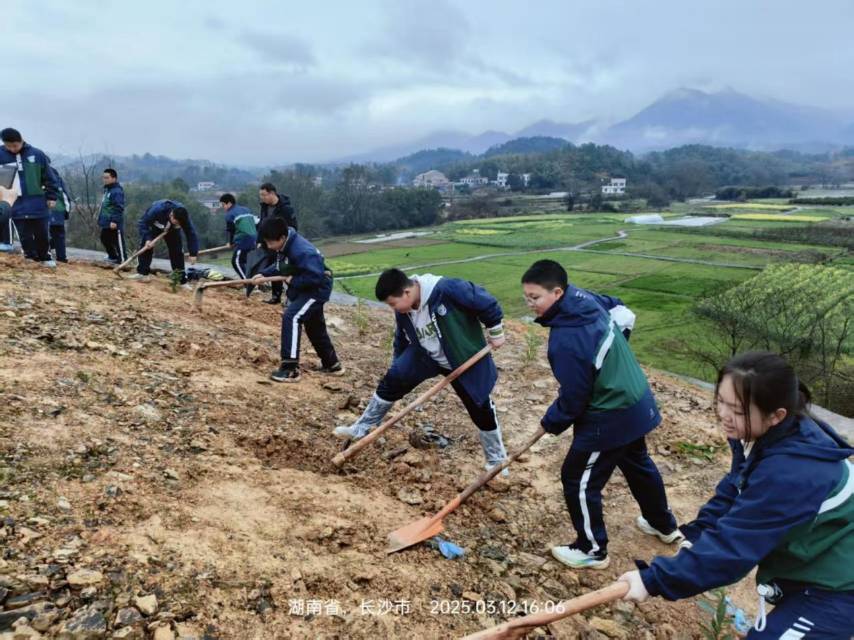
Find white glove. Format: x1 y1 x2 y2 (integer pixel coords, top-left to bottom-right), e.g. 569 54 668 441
618 570 649 602
679 539 693 550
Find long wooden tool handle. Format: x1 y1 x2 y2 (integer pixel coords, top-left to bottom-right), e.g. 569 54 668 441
432 427 544 524
114 224 171 272
332 345 492 466
199 275 288 290
460 582 629 640
190 244 231 257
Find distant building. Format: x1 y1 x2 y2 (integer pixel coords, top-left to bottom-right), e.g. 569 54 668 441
602 177 626 195
312 176 323 187
495 171 509 188
459 169 489 187
413 170 450 189
521 173 531 187
196 181 216 191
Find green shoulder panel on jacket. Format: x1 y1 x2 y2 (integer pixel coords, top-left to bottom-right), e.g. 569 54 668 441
588 324 648 412
757 460 854 591
436 306 486 366
22 160 44 198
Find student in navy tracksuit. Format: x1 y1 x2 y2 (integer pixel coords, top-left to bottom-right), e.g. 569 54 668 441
253 216 342 382
47 167 71 263
333 268 510 471
98 168 126 264
620 351 854 639
521 259 679 569
131 200 199 285
0 128 60 264
219 193 257 292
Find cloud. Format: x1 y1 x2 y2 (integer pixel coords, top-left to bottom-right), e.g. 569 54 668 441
236 29 317 69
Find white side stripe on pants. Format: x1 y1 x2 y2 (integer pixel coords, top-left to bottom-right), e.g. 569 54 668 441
233 249 246 279
117 231 125 262
290 298 316 359
579 451 601 553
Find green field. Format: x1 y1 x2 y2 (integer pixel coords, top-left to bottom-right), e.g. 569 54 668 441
327 203 851 382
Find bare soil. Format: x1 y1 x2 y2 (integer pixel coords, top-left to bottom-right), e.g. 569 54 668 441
0 255 757 639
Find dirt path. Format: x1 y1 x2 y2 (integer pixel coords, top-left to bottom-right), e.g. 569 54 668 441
0 255 758 639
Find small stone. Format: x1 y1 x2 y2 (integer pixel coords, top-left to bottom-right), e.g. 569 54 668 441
114 608 142 628
396 487 423 506
152 626 175 640
516 552 548 569
4 593 48 610
588 616 629 639
57 605 107 639
111 628 143 640
174 623 201 639
133 594 157 616
57 497 72 511
461 591 482 602
133 404 161 423
163 469 179 481
488 508 507 523
67 570 104 588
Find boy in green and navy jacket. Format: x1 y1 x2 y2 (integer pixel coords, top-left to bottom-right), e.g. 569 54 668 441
521 259 680 570
219 193 257 291
0 128 59 264
334 268 510 471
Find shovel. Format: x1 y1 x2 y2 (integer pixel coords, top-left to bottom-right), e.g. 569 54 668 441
113 224 171 278
386 427 545 554
187 243 232 258
192 275 289 309
459 582 629 640
331 345 492 467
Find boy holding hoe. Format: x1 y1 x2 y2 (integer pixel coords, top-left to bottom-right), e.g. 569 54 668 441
333 268 510 472
521 259 681 569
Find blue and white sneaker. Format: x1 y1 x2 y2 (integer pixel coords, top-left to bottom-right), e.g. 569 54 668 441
0 243 13 253
636 516 685 544
550 545 610 570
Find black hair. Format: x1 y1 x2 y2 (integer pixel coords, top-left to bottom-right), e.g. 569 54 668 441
375 268 413 300
259 216 288 241
219 193 236 205
1 128 22 143
521 259 568 290
715 351 811 442
170 206 190 228
259 182 277 194
103 168 118 179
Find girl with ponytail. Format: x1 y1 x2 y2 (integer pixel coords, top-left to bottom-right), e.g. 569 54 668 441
619 351 854 638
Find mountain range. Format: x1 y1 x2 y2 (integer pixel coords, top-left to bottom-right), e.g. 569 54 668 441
334 88 854 164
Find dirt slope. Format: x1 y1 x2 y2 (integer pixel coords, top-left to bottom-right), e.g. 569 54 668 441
0 255 755 639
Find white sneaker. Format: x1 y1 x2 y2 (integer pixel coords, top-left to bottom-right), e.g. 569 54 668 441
636 516 685 544
550 545 610 570
41 259 57 268
127 274 151 282
0 243 13 253
180 283 193 291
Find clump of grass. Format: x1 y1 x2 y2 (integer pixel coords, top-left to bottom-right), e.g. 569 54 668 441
169 270 182 293
698 589 737 640
522 325 543 368
353 300 370 337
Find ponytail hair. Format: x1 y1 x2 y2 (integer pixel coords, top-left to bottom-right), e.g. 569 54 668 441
715 351 811 442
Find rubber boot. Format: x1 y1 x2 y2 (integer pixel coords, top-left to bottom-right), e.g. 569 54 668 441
479 425 510 478
333 394 394 440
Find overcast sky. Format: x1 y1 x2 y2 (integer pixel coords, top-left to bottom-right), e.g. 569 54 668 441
4 0 853 165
